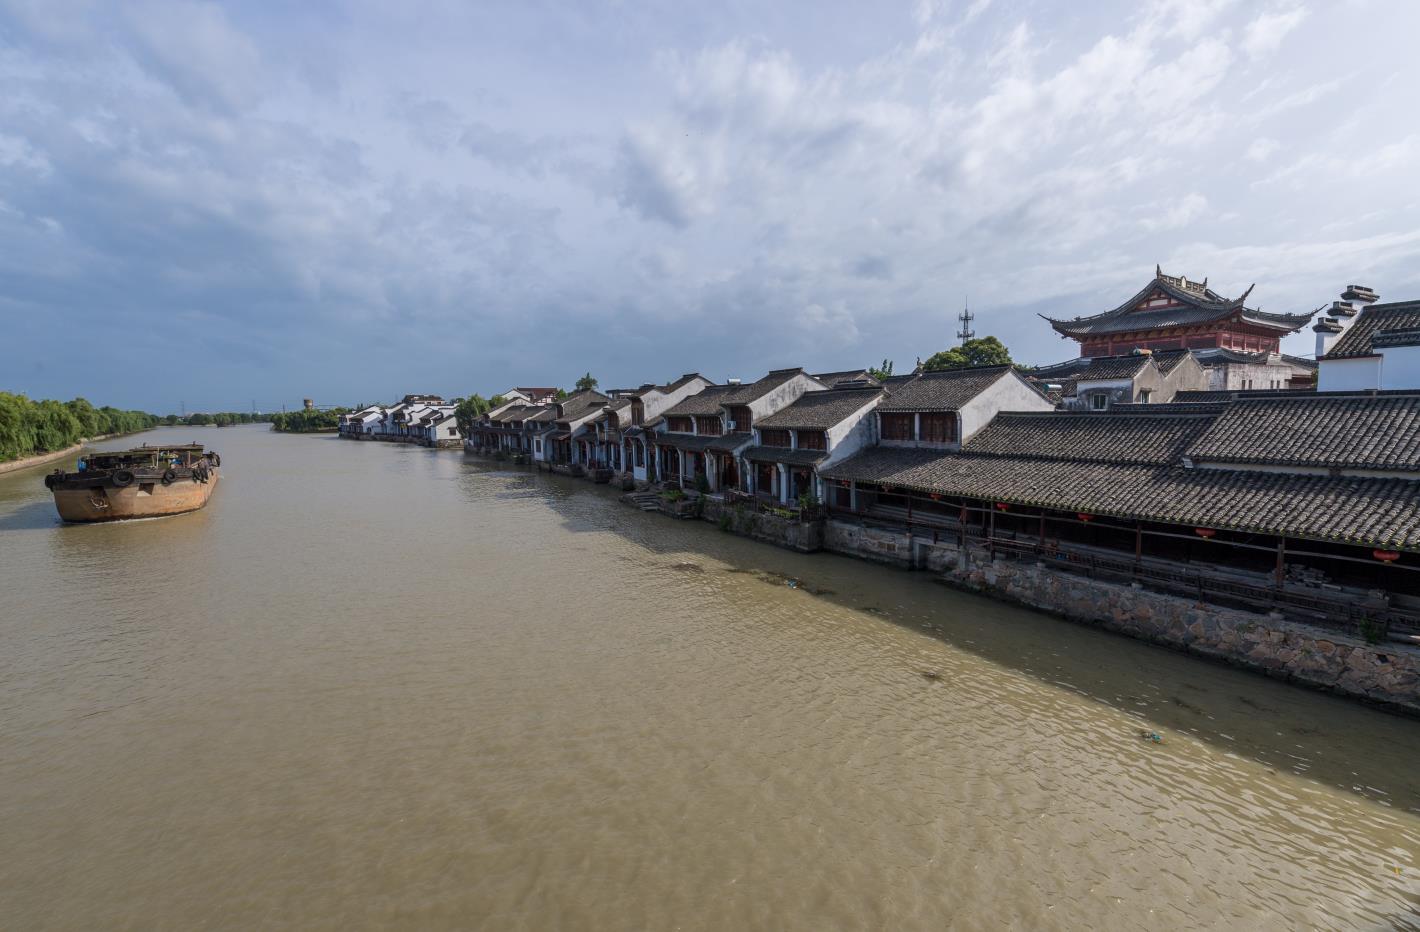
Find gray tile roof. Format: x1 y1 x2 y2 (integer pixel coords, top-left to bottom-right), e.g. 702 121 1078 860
661 385 733 418
877 366 1014 413
491 404 542 423
756 387 882 429
652 433 722 452
822 448 1420 549
720 368 807 405
707 432 753 453
964 411 1217 466
812 369 875 386
1030 357 1090 380
743 446 830 467
1074 354 1153 381
1187 394 1420 471
555 391 609 423
1326 301 1420 358
1153 348 1192 374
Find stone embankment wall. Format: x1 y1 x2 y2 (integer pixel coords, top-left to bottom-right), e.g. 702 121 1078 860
701 500 824 553
615 484 1420 714
817 517 1420 715
950 556 1420 716
0 443 83 477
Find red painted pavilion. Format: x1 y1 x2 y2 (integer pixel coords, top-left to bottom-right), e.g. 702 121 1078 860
1043 267 1315 357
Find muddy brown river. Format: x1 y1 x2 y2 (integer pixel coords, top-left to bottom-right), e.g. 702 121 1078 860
1 425 1417 929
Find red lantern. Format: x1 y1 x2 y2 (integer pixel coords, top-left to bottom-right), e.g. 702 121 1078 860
1076 512 1093 522
1373 549 1401 563
1194 527 1216 539
930 493 941 501
995 502 1010 511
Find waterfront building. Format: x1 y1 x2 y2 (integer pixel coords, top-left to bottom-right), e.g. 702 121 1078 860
611 374 715 484
1039 268 1317 392
542 391 610 469
652 368 825 491
871 365 1053 449
414 408 461 447
742 382 885 505
1316 287 1420 391
340 405 384 438
821 392 1420 630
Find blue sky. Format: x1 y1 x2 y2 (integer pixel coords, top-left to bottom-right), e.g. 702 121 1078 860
2 0 1418 412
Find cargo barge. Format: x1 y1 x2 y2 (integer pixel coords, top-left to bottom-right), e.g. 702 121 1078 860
45 443 221 522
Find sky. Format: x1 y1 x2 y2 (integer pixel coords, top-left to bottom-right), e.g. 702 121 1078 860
2 0 1419 413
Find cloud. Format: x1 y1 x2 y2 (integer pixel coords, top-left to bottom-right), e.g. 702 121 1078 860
1246 138 1279 162
849 255 893 280
120 0 270 113
1243 4 1309 58
1 0 1419 409
1142 193 1210 231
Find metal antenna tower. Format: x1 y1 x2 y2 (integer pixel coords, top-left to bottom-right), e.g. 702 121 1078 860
956 298 975 344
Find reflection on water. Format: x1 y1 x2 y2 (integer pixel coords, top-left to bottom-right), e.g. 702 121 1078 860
1 426 1418 929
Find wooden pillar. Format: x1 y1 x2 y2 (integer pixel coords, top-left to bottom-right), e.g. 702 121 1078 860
1135 522 1142 564
1275 537 1286 590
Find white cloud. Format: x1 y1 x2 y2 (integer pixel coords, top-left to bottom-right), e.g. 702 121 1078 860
1243 4 1309 58
1 0 1419 407
1246 138 1280 162
1142 193 1209 231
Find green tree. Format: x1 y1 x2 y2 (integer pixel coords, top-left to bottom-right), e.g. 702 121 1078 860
32 399 82 452
868 359 894 381
454 395 491 434
922 336 1013 372
0 392 38 461
554 388 568 401
65 397 102 437
574 373 598 393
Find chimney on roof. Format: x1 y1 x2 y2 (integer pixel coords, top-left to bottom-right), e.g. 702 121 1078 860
1341 285 1378 313
1315 285 1377 357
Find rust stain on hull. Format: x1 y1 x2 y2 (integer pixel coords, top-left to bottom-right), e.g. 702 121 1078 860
53 471 220 522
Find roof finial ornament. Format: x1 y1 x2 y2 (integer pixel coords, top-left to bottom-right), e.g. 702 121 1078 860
1202 277 1207 289
1155 263 1162 278
1240 283 1255 304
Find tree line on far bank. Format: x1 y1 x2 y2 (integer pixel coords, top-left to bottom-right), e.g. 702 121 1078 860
0 393 161 463
269 408 350 432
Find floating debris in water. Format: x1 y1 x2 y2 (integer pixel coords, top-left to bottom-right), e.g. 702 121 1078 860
670 562 704 573
919 671 941 681
1139 730 1164 743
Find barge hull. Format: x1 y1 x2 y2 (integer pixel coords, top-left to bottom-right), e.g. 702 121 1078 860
53 472 219 522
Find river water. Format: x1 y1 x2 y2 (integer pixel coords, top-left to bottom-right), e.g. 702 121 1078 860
1 425 1418 929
